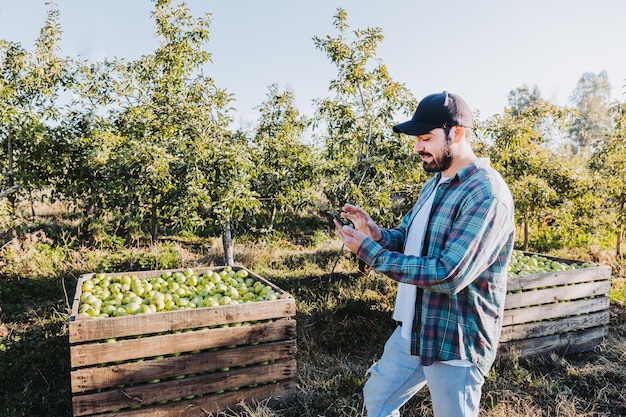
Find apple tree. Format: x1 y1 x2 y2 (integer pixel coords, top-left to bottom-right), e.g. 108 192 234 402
479 97 586 251
249 84 319 233
188 125 259 265
589 100 626 258
312 8 422 226
0 3 70 234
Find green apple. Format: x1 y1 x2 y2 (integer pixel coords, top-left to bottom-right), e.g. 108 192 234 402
79 267 285 319
125 302 141 315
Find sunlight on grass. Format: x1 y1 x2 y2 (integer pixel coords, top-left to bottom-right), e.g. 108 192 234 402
609 277 626 305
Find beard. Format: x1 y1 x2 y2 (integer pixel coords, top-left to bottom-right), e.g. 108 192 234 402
420 139 454 173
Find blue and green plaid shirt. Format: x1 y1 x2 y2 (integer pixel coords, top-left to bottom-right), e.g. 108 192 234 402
357 158 515 375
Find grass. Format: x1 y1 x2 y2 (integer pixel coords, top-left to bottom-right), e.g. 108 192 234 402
1 225 625 416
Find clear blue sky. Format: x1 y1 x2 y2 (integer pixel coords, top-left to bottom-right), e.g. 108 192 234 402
1 1 625 128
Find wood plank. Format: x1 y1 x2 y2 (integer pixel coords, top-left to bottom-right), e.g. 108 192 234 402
504 281 611 309
102 380 296 417
507 265 611 292
502 296 609 327
498 325 608 360
71 320 296 368
69 298 295 344
71 340 296 393
72 360 296 416
499 310 609 343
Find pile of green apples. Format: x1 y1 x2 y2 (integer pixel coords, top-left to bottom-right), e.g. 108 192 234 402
508 250 597 276
77 267 278 319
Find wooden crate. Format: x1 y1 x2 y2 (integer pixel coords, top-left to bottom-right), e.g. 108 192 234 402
69 266 297 417
499 253 612 360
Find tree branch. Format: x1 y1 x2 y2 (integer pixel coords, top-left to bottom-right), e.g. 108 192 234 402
0 185 21 199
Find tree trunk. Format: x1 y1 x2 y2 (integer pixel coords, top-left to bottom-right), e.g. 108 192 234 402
268 203 277 231
7 127 16 239
617 223 623 259
222 220 234 266
618 199 625 259
29 190 35 217
523 214 529 251
150 204 158 243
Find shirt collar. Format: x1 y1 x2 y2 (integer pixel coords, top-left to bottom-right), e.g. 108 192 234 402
442 158 489 184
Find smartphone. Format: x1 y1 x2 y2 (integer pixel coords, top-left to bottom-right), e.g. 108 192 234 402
327 210 351 226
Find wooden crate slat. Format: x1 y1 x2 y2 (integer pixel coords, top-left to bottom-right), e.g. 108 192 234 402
71 319 295 368
502 296 609 327
72 359 296 416
498 325 608 360
71 340 296 393
504 280 611 309
70 297 295 344
500 310 609 343
507 265 611 292
105 380 296 417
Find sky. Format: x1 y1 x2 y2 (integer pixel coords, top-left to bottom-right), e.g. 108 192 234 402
1 0 625 129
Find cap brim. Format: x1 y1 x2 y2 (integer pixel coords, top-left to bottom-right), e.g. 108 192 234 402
392 120 440 136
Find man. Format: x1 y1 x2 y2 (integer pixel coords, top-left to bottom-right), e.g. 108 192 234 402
333 91 515 417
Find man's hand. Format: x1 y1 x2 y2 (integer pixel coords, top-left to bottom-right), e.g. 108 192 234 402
333 220 368 254
332 204 382 254
340 204 382 241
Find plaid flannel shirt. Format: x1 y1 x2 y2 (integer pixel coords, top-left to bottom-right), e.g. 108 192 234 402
357 158 515 375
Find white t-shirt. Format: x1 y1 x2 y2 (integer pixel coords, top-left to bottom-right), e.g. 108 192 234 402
391 176 472 367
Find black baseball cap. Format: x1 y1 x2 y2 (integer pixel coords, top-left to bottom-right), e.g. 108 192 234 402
393 91 473 136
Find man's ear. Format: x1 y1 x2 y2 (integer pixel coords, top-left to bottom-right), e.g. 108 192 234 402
452 126 465 143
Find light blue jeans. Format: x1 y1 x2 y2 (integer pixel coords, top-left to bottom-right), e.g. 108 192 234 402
363 326 484 417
